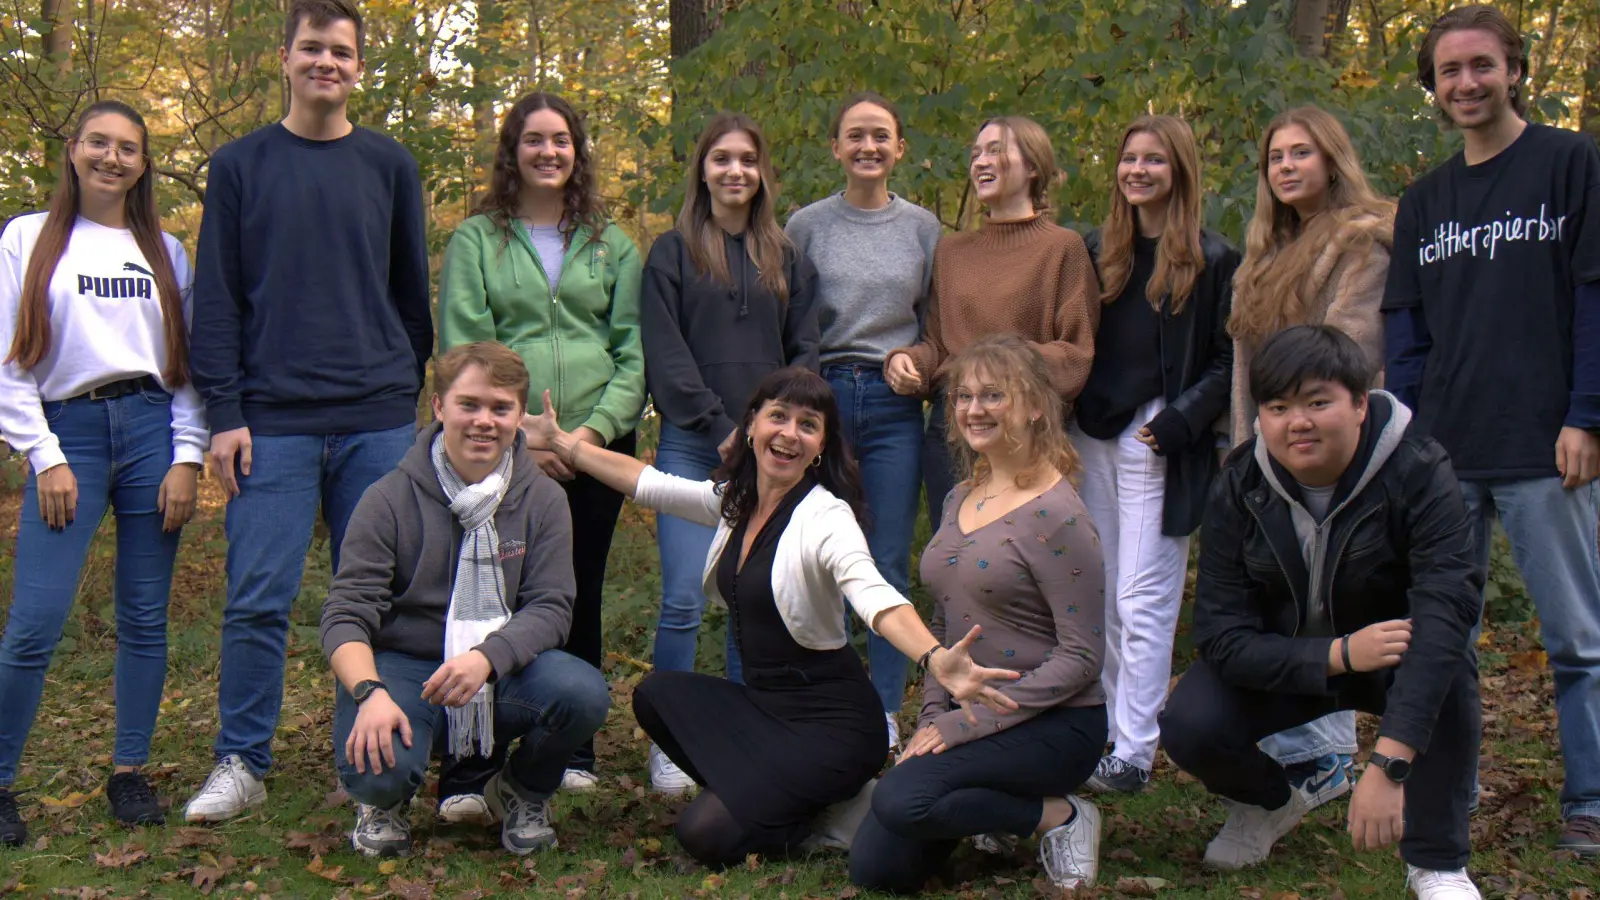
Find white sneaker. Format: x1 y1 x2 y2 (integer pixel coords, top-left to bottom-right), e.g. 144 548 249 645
484 770 557 855
1203 785 1314 871
800 779 876 853
559 769 600 793
1038 795 1100 889
649 745 697 796
438 793 496 825
885 713 901 751
184 755 267 823
351 802 411 857
1407 866 1482 899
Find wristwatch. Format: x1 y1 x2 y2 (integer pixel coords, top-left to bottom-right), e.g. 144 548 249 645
352 679 388 705
1367 751 1412 783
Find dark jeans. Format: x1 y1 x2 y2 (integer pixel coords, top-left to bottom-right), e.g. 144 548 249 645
849 705 1108 893
440 431 634 794
1159 658 1479 871
335 649 610 808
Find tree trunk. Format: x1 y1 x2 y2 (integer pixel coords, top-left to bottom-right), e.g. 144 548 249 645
670 0 721 63
1290 0 1330 58
472 0 500 174
41 0 72 74
1583 20 1600 142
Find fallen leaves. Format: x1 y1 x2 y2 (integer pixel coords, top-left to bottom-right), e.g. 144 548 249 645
388 874 434 900
92 843 148 869
39 787 103 809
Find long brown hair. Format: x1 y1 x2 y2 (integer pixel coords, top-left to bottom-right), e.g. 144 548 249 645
474 92 607 249
7 100 189 386
1228 106 1395 345
945 334 1080 490
1095 115 1205 314
676 113 792 303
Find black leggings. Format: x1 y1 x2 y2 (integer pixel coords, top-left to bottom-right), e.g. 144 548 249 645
848 704 1107 894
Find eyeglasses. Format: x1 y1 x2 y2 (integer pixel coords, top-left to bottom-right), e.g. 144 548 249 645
79 137 144 166
952 389 1007 411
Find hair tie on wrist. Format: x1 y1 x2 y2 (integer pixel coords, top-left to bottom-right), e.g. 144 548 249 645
1340 636 1353 673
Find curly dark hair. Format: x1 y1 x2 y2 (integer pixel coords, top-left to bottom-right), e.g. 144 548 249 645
713 367 866 528
474 92 607 248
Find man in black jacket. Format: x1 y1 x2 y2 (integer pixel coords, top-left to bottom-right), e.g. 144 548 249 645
1159 326 1483 900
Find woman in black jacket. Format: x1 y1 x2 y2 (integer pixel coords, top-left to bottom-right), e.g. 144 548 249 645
640 112 820 795
1069 115 1237 794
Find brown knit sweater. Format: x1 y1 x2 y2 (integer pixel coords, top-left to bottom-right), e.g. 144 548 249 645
885 213 1101 399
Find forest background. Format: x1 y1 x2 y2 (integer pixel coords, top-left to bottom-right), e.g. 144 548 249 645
1 0 1599 897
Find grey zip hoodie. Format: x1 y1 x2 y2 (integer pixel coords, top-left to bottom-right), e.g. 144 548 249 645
1253 390 1412 636
319 423 576 678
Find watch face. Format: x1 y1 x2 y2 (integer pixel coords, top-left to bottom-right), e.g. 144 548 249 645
1389 758 1412 780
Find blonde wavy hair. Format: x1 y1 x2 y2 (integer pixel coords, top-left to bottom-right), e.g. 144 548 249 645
945 334 1080 490
1096 115 1205 315
1229 106 1395 344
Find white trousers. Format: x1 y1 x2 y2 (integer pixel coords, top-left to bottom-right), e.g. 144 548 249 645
1070 397 1191 771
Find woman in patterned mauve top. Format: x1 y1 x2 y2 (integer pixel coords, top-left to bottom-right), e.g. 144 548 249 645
849 334 1110 894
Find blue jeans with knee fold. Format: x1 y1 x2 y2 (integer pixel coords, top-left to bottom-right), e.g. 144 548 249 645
826 365 923 716
650 421 741 681
1461 476 1600 821
214 424 416 776
335 649 611 807
0 390 183 785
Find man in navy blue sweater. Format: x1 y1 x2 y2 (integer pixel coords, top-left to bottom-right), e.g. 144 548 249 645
184 0 433 822
1382 4 1600 856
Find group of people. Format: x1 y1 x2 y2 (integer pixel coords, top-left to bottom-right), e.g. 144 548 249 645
0 0 1595 895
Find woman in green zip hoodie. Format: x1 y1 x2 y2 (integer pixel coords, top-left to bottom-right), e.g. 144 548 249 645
437 92 644 805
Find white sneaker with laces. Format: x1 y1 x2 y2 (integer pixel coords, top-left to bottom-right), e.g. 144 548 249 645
1407 865 1482 899
484 771 557 855
885 713 901 752
351 802 411 857
184 755 267 823
559 768 600 793
1038 795 1100 889
1203 784 1315 871
438 793 496 825
649 744 697 796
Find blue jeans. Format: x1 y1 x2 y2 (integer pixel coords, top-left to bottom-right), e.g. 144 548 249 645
651 421 741 681
1256 712 1358 765
826 365 923 716
215 424 416 775
0 390 183 785
334 649 610 807
1461 476 1600 820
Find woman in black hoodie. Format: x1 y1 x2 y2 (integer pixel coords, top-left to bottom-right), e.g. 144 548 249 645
640 112 819 794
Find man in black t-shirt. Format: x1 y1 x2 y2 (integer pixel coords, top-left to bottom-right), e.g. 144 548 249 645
1383 3 1600 857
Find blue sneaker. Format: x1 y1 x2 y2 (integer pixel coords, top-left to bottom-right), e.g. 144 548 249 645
1283 753 1353 810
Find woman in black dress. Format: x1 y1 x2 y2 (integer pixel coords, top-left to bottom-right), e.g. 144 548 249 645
521 367 1018 867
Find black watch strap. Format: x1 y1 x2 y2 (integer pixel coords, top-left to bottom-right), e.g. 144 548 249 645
352 679 388 705
1368 751 1411 783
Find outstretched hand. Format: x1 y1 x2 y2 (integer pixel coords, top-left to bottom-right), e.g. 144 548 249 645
926 625 1021 723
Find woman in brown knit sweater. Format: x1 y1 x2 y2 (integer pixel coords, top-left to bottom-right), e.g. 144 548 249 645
1218 104 1396 855
884 116 1100 515
851 335 1108 894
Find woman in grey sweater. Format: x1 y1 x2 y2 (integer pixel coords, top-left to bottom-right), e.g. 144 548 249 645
784 92 942 749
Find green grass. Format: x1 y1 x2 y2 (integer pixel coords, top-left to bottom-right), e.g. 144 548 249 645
0 454 1595 899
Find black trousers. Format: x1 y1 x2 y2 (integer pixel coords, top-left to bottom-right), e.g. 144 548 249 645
439 430 634 796
849 704 1108 894
1158 657 1479 871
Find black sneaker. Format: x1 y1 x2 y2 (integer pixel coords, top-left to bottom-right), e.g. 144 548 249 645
1557 815 1600 857
0 788 25 846
107 772 164 827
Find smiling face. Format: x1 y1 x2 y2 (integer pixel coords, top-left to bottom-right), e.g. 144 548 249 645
969 123 1032 209
702 130 761 217
279 15 362 111
1265 124 1330 217
430 364 524 483
1116 130 1173 212
517 107 575 194
951 366 1039 460
747 399 826 486
831 101 903 185
1257 378 1367 487
70 112 146 203
1431 28 1521 130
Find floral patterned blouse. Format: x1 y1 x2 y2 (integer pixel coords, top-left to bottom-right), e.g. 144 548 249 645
916 477 1107 747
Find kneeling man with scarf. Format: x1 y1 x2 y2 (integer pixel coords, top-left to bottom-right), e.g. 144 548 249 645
320 341 611 858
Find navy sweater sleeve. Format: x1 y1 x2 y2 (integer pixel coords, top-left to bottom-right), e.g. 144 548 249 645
390 154 434 387
1384 306 1430 414
1568 280 1600 430
190 148 248 433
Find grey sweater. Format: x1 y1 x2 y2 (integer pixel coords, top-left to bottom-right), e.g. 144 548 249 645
785 193 941 366
319 423 576 679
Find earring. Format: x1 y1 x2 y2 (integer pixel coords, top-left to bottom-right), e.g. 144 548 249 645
746 433 753 448
811 453 823 468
